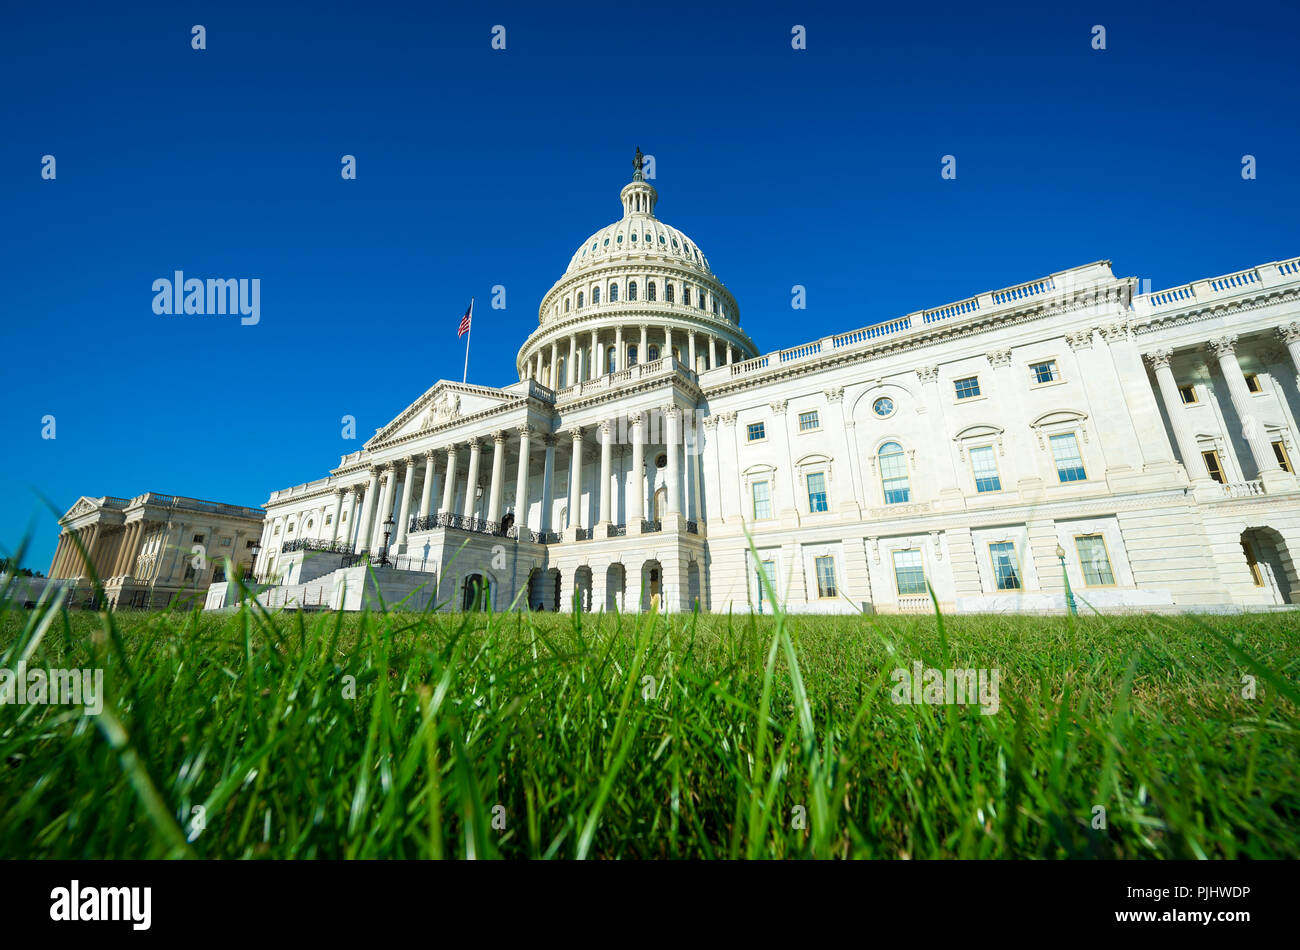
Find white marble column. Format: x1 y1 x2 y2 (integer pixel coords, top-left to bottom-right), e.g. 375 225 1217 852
615 327 625 371
568 427 584 530
1276 323 1300 388
1209 335 1291 489
549 341 559 389
440 444 459 516
396 457 417 547
372 465 397 549
590 328 600 377
598 421 613 526
487 431 507 524
329 489 345 542
418 452 436 521
1146 349 1210 483
355 468 379 553
688 333 697 373
665 407 681 517
514 425 532 532
568 335 577 386
463 439 483 519
629 412 645 524
341 489 358 546
540 434 556 533
726 345 734 365
640 326 648 364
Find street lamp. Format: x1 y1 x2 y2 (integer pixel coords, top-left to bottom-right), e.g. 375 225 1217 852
249 540 262 583
1056 544 1078 617
380 514 395 566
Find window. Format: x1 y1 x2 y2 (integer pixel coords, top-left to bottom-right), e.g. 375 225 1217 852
1050 433 1087 482
747 422 766 442
564 298 570 312
872 397 894 417
628 281 637 301
1030 360 1059 384
192 533 204 543
648 344 659 360
798 410 819 431
683 287 691 306
806 472 828 512
246 539 256 548
814 555 837 598
609 283 619 302
970 445 1002 493
647 282 656 302
1242 540 1264 586
577 291 584 308
1273 440 1293 474
1245 373 1261 393
893 549 926 595
751 480 772 520
712 299 719 314
325 514 333 526
592 286 600 305
1075 534 1116 586
607 346 617 374
1202 450 1225 483
954 376 981 400
1178 385 1197 404
665 283 675 303
989 542 1022 590
628 345 638 367
879 442 910 504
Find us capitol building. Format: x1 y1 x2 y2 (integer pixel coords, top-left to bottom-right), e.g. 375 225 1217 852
232 152 1300 614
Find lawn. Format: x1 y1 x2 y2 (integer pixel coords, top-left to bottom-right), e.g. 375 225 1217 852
1 584 1297 859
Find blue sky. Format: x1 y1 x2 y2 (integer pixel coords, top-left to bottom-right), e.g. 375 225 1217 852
3 0 1298 571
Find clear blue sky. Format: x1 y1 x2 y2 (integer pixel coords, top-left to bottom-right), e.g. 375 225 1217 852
3 0 1298 571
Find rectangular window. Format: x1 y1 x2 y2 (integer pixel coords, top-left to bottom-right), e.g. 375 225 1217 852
1030 360 1059 384
806 471 829 512
192 533 204 543
325 513 333 525
1241 540 1264 586
1202 450 1225 483
752 480 772 520
969 445 1002 493
1050 433 1087 482
1178 385 1198 404
1075 534 1116 586
954 376 981 400
989 541 1022 590
814 555 837 598
747 422 765 442
1273 440 1293 474
892 549 927 595
1245 373 1262 393
798 410 820 431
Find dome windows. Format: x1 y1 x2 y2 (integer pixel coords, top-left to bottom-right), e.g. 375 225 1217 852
577 291 584 308
658 235 665 244
630 232 637 242
564 298 570 312
647 282 656 302
665 284 675 303
592 286 601 305
873 397 895 417
672 239 679 248
603 238 609 247
648 344 660 360
616 234 623 244
609 283 619 302
683 287 691 307
628 281 638 301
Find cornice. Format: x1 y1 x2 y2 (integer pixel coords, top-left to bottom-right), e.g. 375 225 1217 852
1132 287 1300 335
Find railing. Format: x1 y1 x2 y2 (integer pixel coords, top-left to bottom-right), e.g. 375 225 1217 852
536 531 561 545
609 523 627 537
335 550 437 573
685 520 699 535
1134 256 1300 317
897 595 932 614
641 519 661 533
575 527 589 541
281 538 354 555
1222 480 1265 498
410 512 505 537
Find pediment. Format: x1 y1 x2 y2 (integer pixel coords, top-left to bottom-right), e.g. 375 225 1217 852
368 380 520 446
1028 409 1087 429
953 423 1005 442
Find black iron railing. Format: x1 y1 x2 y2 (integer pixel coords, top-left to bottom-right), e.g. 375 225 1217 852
575 527 589 541
641 519 662 533
281 538 354 555
609 523 627 537
536 531 561 545
685 520 699 535
409 512 505 537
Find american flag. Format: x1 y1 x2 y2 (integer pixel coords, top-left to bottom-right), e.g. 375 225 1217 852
457 299 473 338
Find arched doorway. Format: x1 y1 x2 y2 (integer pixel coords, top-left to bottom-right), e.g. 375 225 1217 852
641 559 662 611
574 566 593 612
687 560 702 612
462 573 491 611
653 486 667 521
606 563 625 612
500 512 514 537
1241 528 1296 604
531 567 561 611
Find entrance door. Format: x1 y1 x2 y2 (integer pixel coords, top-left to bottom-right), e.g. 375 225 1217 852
755 559 775 612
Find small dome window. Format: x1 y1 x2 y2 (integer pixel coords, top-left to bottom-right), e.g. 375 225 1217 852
658 235 665 244
603 238 609 247
592 286 601 304
672 239 679 248
617 234 623 244
630 232 637 242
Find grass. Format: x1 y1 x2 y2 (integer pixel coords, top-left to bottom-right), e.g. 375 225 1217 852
1 572 1298 859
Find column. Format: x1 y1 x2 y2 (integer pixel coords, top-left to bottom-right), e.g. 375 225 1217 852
598 421 613 526
110 523 132 577
329 489 345 542
615 327 625 371
591 328 600 377
640 326 648 364
463 439 483 519
396 457 417 547
48 534 67 577
1146 349 1211 483
514 425 532 532
630 412 645 524
341 490 358 546
550 341 559 389
418 452 437 521
665 327 673 363
568 427 585 530
1276 323 1300 388
726 345 734 365
371 465 397 550
541 434 557 533
688 332 697 373
1209 335 1291 489
568 335 577 386
691 422 705 523
122 522 143 577
487 431 507 524
440 444 459 516
665 407 681 517
708 334 717 370
356 468 379 552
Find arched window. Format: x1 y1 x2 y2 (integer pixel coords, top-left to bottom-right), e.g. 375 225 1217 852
577 291 584 308
609 283 619 302
565 298 570 312
647 281 656 302
648 344 660 361
879 442 910 504
607 346 617 374
711 299 718 314
683 287 691 307
665 283 675 303
628 281 638 301
628 344 638 367
592 286 601 305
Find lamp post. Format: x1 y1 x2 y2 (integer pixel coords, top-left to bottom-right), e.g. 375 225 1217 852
249 540 262 583
380 514 395 567
1056 544 1077 617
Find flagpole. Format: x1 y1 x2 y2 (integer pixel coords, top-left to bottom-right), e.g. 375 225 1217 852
462 297 473 384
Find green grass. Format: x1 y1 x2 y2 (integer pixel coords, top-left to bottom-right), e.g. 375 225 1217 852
1 580 1298 859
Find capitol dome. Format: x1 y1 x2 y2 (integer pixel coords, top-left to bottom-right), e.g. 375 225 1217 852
518 150 758 387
